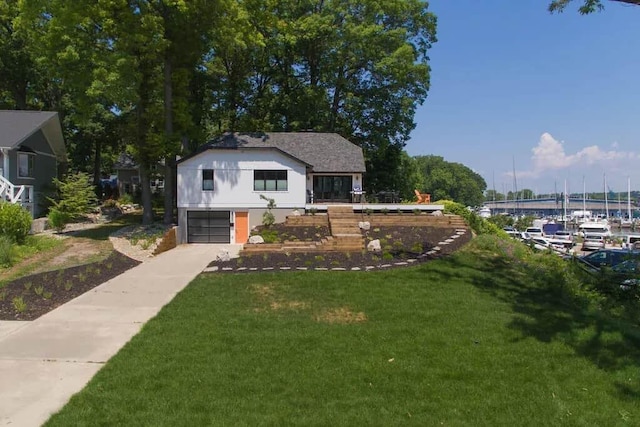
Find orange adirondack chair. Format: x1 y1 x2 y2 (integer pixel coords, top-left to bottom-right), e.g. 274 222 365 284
414 189 431 204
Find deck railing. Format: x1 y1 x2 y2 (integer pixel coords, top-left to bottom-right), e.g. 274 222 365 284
0 175 34 216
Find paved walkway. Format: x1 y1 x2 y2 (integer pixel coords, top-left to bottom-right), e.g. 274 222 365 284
0 244 240 427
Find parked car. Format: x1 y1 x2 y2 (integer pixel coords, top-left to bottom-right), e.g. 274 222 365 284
503 227 520 239
576 248 640 272
623 234 640 250
525 227 544 238
582 234 606 251
611 259 640 290
553 230 574 242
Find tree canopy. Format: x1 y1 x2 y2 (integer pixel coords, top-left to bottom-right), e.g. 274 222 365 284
414 155 487 207
549 0 640 14
5 0 437 223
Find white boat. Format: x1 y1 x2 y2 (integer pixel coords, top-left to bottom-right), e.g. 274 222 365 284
571 210 592 224
478 206 491 218
577 221 611 238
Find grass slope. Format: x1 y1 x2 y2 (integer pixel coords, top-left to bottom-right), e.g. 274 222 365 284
46 236 639 426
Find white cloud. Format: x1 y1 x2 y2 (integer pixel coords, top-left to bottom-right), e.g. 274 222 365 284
516 132 637 179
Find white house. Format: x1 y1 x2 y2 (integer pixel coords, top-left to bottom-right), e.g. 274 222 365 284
176 132 366 244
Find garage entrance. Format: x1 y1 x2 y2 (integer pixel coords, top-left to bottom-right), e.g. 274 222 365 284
187 211 231 243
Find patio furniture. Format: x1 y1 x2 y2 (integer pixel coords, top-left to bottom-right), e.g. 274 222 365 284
377 191 400 203
350 185 365 203
414 190 430 204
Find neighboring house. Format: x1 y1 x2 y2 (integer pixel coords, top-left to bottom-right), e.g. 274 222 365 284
0 110 67 217
113 153 165 197
176 132 366 244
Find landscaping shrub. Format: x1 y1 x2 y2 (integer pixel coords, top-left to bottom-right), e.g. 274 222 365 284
260 194 276 227
118 193 134 205
438 199 506 236
0 235 16 266
47 208 71 232
0 201 33 243
102 199 118 208
48 172 98 220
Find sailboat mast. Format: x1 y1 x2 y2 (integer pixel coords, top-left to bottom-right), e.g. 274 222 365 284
582 176 586 220
492 171 496 204
554 181 558 218
628 176 632 221
563 179 568 227
512 157 518 215
604 173 609 218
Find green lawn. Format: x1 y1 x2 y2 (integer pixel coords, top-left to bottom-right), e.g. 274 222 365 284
46 236 640 426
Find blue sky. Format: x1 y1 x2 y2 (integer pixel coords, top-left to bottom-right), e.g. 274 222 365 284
406 0 640 196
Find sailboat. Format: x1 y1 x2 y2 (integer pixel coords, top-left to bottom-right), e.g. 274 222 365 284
621 177 632 228
604 173 609 219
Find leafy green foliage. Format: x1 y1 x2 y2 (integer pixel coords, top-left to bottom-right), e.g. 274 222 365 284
0 201 33 244
260 194 276 228
415 156 487 207
487 214 515 230
514 215 535 231
548 0 639 14
47 208 71 232
0 235 16 267
484 189 505 202
49 173 98 220
439 199 506 236
12 296 26 313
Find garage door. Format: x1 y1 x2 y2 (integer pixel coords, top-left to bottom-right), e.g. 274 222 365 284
187 211 231 243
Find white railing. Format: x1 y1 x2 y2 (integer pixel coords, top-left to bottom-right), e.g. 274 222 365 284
0 175 34 216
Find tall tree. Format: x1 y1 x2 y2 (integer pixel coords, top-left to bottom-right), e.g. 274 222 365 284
414 155 487 206
549 0 640 13
395 151 425 201
20 0 228 224
206 0 437 193
485 190 505 202
0 0 34 109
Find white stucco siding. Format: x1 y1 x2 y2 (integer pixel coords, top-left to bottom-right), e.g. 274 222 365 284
177 149 307 208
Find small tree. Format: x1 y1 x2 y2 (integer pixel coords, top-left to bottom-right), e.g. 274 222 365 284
48 172 99 221
260 194 276 227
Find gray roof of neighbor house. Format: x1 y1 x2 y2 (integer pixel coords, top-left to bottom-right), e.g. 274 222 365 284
0 110 67 161
113 152 165 170
181 132 366 173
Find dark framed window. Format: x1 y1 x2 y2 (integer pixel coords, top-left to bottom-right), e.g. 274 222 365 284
202 169 214 191
18 153 35 178
254 170 287 191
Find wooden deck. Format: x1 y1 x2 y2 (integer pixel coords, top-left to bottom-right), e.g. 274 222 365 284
305 203 445 214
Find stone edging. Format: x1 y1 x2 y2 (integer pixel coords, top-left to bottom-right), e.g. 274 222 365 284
202 229 468 273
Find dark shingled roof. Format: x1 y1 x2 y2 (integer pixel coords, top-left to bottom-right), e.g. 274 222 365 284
0 110 66 160
182 132 366 173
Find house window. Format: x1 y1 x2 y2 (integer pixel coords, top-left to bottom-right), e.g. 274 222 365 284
254 170 287 191
18 153 35 178
203 169 214 191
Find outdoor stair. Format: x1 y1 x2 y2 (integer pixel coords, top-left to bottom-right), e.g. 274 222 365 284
326 205 365 251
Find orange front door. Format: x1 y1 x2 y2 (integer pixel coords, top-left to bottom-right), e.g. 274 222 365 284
235 212 249 244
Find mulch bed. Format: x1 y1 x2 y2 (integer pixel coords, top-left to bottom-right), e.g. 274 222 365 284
0 251 141 321
207 225 471 272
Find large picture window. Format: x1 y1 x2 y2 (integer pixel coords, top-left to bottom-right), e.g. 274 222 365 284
254 170 288 191
18 153 35 178
202 169 214 191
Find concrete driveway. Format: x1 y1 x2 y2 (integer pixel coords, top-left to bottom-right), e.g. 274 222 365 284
0 244 240 427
